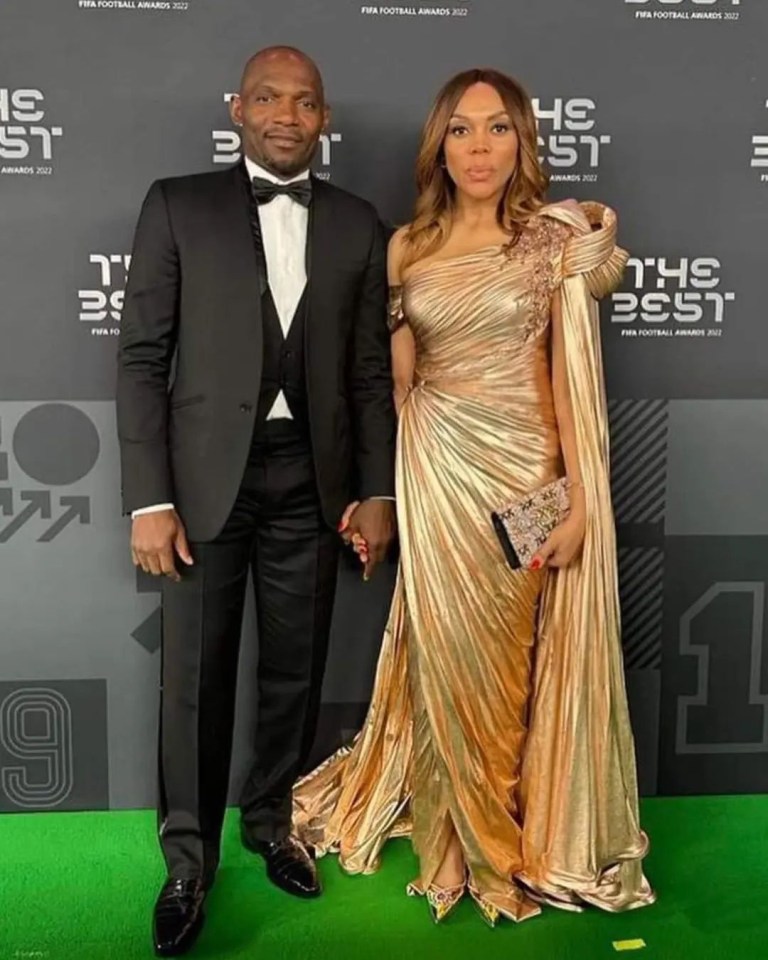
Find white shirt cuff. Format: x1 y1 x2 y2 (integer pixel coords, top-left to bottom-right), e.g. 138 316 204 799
132 503 174 518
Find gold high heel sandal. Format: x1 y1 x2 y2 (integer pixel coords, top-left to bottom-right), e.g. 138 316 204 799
406 877 466 923
467 883 501 928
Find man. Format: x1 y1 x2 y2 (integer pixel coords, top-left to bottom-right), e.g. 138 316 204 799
116 47 396 956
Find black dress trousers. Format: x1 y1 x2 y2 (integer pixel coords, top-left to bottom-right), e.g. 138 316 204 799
157 420 340 881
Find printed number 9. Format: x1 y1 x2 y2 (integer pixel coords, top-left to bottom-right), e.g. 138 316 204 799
0 689 74 808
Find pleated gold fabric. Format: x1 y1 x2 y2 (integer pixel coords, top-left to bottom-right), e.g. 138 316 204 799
293 200 655 920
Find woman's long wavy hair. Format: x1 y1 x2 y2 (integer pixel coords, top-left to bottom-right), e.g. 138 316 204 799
401 68 548 271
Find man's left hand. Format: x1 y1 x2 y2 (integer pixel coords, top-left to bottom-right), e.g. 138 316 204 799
340 499 396 580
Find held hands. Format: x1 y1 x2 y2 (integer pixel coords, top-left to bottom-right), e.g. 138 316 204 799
338 499 396 581
131 509 193 582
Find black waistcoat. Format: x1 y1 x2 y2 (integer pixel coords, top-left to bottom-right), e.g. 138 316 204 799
256 287 309 429
243 168 310 434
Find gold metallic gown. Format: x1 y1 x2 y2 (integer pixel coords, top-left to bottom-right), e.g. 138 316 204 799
293 201 655 920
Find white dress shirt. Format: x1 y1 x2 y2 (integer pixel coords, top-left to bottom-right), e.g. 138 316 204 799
245 156 310 421
132 159 392 518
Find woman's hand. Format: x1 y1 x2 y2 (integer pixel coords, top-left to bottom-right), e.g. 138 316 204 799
530 509 586 570
338 499 396 581
338 501 360 544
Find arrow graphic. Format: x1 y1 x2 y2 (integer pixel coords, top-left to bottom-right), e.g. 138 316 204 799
0 491 52 543
0 489 12 516
132 605 162 654
38 496 91 542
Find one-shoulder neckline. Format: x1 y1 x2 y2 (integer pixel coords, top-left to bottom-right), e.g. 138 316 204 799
403 243 505 284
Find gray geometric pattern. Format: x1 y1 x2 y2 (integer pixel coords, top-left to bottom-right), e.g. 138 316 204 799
131 607 162 655
0 680 109 812
659 539 768 794
676 582 768 756
618 547 664 669
609 400 668 524
665 401 768 536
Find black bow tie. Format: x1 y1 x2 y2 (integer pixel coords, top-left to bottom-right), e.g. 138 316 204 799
251 176 312 207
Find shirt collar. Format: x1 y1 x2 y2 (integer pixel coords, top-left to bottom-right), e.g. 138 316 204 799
244 156 311 185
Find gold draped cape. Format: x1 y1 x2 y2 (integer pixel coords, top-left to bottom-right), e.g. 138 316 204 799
293 200 655 918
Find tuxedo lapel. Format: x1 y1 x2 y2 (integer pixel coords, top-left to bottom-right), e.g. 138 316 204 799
216 163 265 306
204 164 264 391
304 177 335 345
305 175 334 298
303 177 337 427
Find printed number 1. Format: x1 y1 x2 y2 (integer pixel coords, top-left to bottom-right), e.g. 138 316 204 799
677 583 768 755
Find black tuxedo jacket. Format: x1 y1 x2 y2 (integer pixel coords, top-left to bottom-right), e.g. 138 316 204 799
116 164 396 542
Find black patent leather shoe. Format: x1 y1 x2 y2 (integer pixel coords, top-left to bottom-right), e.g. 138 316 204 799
153 877 207 957
242 831 321 899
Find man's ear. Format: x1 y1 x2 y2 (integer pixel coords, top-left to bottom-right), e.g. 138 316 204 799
230 94 244 127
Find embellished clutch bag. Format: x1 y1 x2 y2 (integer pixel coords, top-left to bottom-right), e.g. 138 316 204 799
491 478 571 570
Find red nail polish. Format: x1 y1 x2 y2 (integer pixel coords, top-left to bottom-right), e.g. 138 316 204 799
531 558 542 571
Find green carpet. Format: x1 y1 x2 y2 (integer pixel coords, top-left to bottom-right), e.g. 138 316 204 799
3 796 766 959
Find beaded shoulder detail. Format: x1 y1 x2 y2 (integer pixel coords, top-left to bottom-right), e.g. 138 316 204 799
501 215 571 341
388 285 407 333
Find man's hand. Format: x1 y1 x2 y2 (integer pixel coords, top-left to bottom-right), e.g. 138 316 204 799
131 509 193 582
340 499 396 580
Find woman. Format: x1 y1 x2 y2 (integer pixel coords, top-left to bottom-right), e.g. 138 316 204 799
293 68 655 925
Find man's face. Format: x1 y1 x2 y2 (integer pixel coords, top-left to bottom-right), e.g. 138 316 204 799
230 54 329 178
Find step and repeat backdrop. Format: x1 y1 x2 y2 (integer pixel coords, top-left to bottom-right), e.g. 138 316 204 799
1 0 767 813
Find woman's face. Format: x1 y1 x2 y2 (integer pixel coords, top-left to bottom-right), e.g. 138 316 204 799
442 82 520 203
